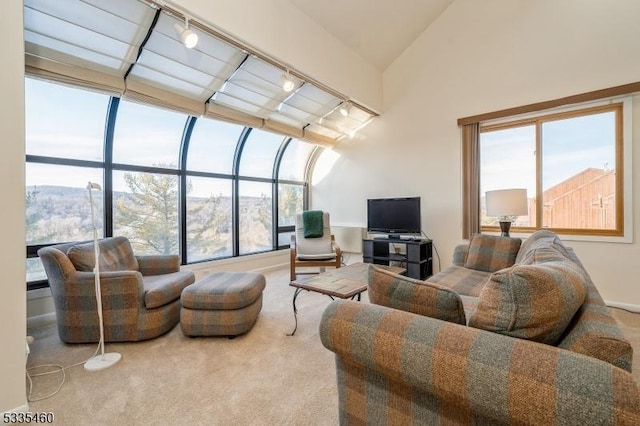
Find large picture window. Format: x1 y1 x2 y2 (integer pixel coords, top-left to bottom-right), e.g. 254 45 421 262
25 77 314 289
480 103 623 236
186 177 233 262
112 170 180 255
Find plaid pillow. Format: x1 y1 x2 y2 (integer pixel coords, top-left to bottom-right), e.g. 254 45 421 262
368 265 466 325
464 234 521 272
468 260 587 345
68 236 139 272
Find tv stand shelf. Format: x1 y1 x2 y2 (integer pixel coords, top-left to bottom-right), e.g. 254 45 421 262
362 238 433 280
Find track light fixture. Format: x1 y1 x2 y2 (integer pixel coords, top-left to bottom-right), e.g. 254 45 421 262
339 101 351 117
175 16 198 49
282 70 295 92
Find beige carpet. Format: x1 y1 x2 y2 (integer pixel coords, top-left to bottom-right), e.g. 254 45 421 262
26 267 640 425
27 267 340 425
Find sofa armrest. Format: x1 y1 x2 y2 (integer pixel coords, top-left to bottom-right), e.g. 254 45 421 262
320 300 640 425
452 243 469 266
136 255 180 275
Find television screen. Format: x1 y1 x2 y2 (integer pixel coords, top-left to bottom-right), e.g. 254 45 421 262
367 197 421 235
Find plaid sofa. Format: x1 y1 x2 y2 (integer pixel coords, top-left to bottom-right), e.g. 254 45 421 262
320 231 639 425
38 237 195 343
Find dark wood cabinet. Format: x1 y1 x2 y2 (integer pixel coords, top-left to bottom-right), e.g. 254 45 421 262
362 238 432 280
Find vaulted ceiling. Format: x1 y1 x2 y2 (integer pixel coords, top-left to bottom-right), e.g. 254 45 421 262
288 0 455 70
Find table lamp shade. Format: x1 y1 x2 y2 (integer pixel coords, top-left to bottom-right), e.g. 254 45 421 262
486 189 528 217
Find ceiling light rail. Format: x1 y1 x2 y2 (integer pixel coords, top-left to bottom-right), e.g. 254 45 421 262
148 0 378 117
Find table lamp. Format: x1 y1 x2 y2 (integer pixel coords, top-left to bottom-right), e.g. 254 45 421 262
485 188 528 237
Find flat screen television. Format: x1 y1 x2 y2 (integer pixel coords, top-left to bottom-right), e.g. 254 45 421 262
367 197 421 236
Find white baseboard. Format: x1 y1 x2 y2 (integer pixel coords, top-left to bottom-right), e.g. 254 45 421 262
2 402 30 414
28 251 290 323
605 301 640 313
27 312 56 328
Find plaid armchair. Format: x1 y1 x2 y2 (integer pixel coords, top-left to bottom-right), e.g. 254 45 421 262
38 236 195 343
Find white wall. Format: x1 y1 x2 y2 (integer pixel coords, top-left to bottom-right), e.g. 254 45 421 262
0 1 27 414
170 0 382 112
313 0 640 306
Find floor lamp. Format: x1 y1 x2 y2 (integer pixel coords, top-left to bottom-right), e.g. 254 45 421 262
84 182 121 372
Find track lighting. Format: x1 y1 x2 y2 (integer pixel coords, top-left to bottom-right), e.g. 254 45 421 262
339 101 351 117
175 16 198 49
282 70 295 92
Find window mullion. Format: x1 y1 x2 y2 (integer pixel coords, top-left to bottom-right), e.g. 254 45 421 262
535 120 542 229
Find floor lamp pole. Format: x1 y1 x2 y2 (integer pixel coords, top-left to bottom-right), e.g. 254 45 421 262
84 182 121 372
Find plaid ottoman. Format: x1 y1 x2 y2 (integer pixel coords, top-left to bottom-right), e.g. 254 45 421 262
180 272 266 337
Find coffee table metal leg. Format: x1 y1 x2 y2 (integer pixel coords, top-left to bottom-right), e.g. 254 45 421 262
288 287 304 336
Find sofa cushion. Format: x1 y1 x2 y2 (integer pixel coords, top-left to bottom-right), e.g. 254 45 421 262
67 236 139 272
515 229 571 265
468 260 587 345
464 234 521 272
426 265 491 297
368 265 466 325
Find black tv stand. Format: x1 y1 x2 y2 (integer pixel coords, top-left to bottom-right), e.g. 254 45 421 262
363 238 433 280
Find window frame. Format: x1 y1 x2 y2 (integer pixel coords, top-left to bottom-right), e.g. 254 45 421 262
25 77 315 290
479 101 627 239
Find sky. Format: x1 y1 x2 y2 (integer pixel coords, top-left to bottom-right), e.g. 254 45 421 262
480 110 616 199
25 78 314 198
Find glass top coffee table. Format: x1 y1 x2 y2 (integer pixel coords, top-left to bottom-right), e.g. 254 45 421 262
288 262 405 335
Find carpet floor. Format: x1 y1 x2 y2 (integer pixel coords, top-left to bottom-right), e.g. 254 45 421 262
27 267 341 425
26 266 640 425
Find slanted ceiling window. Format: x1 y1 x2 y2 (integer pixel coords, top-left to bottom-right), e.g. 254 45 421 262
23 0 377 145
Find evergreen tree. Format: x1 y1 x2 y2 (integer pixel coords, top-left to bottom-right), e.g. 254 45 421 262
115 166 225 256
186 191 230 258
279 185 303 226
115 171 179 254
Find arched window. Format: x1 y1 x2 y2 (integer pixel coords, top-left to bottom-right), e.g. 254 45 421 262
25 78 317 289
25 78 108 283
113 101 186 169
184 119 244 262
276 139 316 246
237 129 285 254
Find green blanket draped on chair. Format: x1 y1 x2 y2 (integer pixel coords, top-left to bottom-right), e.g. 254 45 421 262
303 210 324 238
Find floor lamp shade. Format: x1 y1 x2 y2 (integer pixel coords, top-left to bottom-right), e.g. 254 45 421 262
485 189 528 237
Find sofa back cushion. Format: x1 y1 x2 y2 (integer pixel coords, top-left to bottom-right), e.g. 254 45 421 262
468 260 587 345
368 265 466 325
515 229 571 265
68 236 139 272
464 234 521 272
